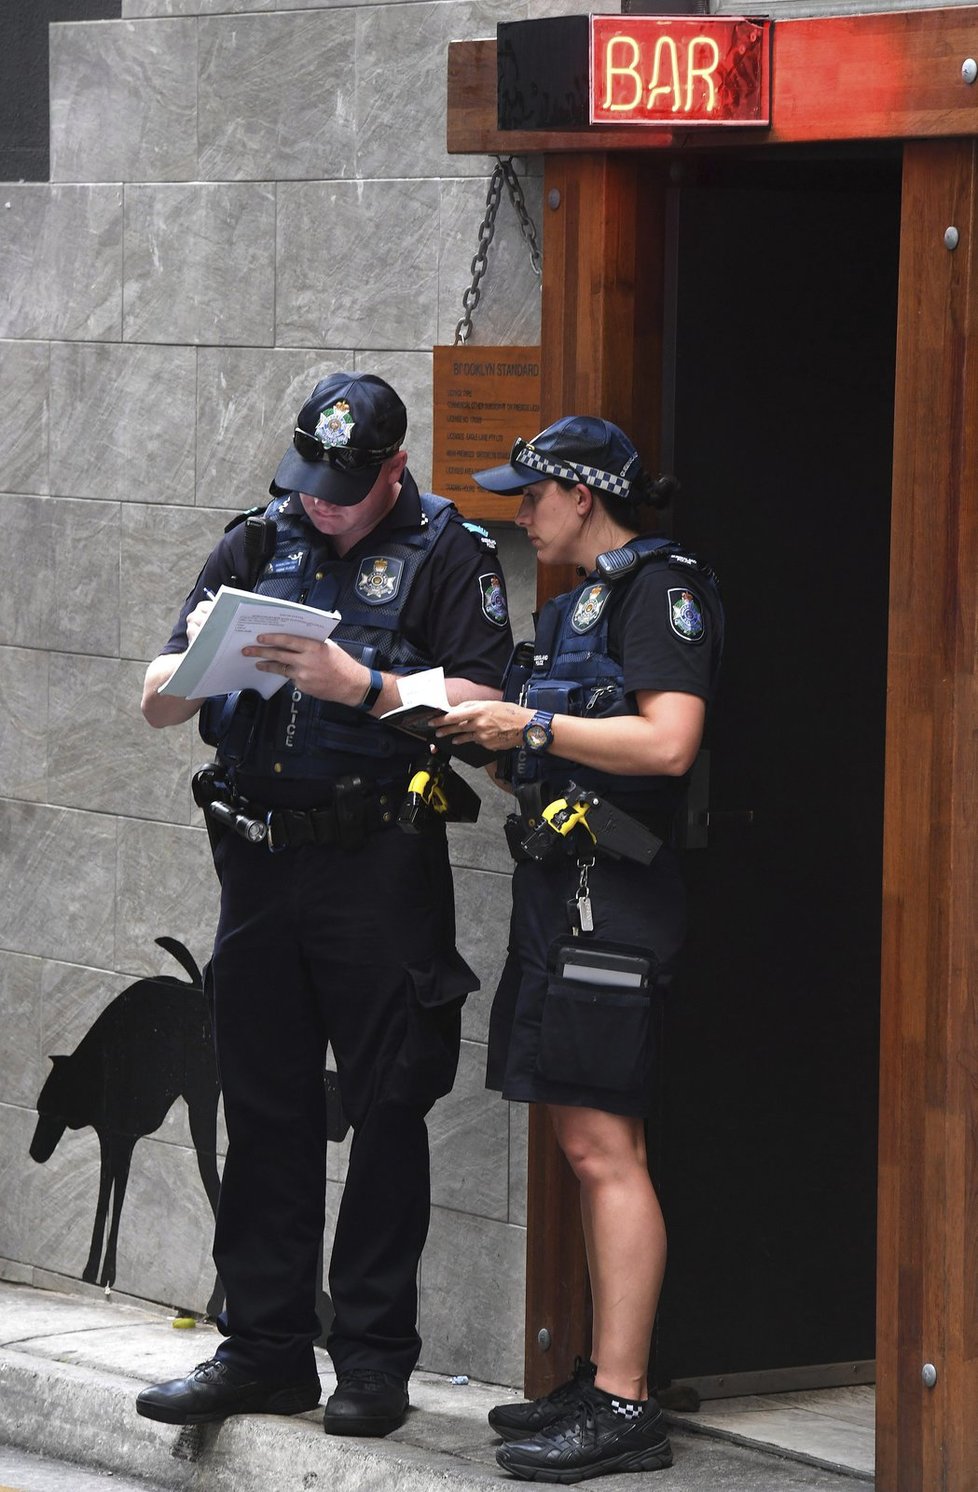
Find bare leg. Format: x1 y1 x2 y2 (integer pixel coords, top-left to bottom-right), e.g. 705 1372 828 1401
549 1104 666 1402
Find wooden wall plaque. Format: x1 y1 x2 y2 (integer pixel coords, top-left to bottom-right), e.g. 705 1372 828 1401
432 345 542 520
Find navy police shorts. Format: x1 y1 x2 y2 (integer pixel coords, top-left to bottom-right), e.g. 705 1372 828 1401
486 848 687 1117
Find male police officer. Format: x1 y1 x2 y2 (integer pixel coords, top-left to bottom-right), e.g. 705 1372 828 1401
135 372 511 1436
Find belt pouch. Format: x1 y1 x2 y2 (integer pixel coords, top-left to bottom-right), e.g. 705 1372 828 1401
333 775 367 850
536 939 657 1093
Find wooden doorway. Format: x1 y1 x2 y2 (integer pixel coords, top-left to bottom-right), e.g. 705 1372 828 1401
448 15 978 1483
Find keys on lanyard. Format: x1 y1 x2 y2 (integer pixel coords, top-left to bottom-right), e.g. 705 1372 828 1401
567 859 594 936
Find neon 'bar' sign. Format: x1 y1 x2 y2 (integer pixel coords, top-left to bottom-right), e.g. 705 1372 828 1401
589 16 771 128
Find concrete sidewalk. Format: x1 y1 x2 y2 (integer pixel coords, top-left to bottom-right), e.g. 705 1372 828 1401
0 1279 870 1491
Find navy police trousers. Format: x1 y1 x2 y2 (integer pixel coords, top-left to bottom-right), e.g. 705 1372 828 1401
208 821 472 1382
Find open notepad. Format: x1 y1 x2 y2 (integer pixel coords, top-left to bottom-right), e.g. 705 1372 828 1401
158 586 341 701
381 668 497 767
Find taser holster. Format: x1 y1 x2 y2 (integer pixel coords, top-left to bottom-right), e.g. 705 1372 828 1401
520 783 662 865
398 752 481 834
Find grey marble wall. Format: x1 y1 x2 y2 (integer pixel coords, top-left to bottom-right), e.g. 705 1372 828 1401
0 0 546 1389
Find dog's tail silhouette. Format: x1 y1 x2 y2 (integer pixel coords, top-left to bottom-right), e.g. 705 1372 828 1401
155 936 202 988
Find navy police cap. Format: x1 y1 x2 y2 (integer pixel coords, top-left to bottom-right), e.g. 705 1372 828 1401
272 372 407 506
472 415 641 500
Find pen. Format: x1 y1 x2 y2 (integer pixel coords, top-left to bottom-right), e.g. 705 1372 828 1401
203 588 216 601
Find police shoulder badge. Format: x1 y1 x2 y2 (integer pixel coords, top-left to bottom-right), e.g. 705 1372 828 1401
668 587 706 643
571 582 611 634
356 555 403 604
315 401 355 448
479 573 508 628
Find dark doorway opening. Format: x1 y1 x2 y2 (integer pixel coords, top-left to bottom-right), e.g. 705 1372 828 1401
652 150 902 1390
0 0 122 181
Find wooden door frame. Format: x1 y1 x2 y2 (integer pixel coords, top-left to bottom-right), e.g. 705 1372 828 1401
448 12 978 1486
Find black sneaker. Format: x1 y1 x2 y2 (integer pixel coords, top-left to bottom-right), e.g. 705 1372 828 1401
488 1358 597 1441
495 1385 673 1483
323 1367 409 1437
135 1357 321 1426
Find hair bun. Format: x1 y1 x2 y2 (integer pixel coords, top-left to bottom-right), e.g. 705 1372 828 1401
632 470 679 509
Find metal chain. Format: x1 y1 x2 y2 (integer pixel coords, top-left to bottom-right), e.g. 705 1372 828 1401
499 156 543 277
453 156 542 345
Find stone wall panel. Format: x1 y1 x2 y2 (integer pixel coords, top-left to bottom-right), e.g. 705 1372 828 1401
0 647 50 804
1 954 44 1109
198 12 356 181
50 19 197 184
47 657 190 824
121 504 232 662
50 499 122 656
0 187 123 343
0 342 49 495
429 1038 510 1220
50 343 197 505
0 804 117 968
276 180 439 349
355 1 508 180
115 818 219 977
455 865 510 1044
419 1207 525 1384
124 184 276 346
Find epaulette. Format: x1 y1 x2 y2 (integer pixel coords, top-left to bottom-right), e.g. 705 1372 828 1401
596 540 719 592
460 518 498 552
667 551 721 591
222 504 266 534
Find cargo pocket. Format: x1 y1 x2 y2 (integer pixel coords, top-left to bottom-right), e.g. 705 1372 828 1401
536 975 652 1093
390 949 479 1111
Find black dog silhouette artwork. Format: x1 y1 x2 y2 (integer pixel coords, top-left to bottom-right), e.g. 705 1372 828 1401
29 938 223 1311
30 935 348 1333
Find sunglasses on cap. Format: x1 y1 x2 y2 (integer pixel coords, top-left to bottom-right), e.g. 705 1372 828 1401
510 436 584 486
292 427 401 470
510 436 635 499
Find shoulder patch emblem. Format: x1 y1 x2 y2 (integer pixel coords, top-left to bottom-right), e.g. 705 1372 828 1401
572 583 611 634
356 555 403 604
479 572 509 628
668 587 706 644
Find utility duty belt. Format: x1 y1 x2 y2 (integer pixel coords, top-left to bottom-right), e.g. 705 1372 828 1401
192 757 479 855
505 782 666 866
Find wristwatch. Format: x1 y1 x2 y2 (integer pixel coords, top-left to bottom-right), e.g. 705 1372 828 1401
523 710 555 753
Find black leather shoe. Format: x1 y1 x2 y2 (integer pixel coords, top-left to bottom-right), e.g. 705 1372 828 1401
488 1357 597 1441
323 1368 409 1437
495 1386 673 1483
135 1357 322 1426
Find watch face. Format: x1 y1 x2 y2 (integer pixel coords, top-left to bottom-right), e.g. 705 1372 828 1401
525 723 550 751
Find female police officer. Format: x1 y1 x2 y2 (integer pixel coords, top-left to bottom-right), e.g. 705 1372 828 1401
435 415 723 1483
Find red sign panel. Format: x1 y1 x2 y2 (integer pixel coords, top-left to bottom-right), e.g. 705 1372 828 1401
590 15 771 128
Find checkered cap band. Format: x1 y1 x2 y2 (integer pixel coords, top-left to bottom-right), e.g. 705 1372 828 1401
517 442 635 498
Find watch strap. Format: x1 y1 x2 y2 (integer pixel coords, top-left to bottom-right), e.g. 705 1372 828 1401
359 667 384 712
